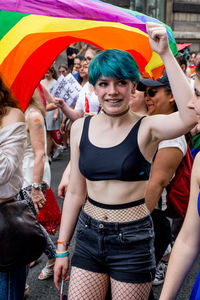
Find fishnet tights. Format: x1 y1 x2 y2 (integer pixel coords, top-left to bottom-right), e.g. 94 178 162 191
84 201 149 222
111 278 152 300
68 267 109 300
68 267 152 300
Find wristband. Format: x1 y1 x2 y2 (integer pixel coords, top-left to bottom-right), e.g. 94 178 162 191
55 252 70 258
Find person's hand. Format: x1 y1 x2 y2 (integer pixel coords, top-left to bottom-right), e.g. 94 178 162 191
53 110 59 122
30 188 46 214
58 175 69 199
54 98 65 109
54 257 70 291
146 22 169 56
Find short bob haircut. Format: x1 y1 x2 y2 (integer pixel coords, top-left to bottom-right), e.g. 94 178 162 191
88 49 140 86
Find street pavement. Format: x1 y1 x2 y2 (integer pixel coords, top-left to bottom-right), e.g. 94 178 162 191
27 149 200 299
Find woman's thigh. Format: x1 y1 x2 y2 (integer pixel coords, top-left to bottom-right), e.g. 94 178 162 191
68 266 109 300
111 277 152 300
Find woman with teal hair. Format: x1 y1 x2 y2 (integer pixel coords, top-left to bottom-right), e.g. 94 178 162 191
54 22 197 299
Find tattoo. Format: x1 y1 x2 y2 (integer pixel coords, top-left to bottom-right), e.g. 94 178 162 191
33 118 43 129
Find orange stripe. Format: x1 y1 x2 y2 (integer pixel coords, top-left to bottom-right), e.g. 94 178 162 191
8 34 149 111
0 26 151 88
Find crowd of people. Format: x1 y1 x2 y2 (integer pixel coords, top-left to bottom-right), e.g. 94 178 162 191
1 21 200 300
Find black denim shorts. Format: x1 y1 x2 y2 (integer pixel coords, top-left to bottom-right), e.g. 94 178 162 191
71 208 156 283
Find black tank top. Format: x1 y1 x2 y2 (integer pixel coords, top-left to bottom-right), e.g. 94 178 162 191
79 116 151 181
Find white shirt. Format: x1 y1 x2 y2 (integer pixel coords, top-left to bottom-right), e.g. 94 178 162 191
0 122 26 199
75 82 100 113
157 135 187 211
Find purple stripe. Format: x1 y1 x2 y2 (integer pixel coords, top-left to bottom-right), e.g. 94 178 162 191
0 0 147 31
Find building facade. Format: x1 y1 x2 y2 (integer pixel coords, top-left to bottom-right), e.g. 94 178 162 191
102 0 200 52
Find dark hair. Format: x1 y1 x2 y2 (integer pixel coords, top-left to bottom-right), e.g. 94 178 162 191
176 56 187 68
0 76 20 121
49 66 58 80
58 64 68 71
75 55 85 62
88 49 140 86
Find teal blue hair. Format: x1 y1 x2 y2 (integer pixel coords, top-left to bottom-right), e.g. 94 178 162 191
88 49 140 86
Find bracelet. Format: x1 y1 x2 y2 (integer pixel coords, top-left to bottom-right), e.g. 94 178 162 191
57 241 70 247
55 252 70 258
56 250 69 254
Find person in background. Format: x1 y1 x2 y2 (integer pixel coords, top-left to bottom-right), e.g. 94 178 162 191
159 83 200 300
54 23 197 299
72 55 83 76
66 43 87 71
60 57 89 148
137 71 188 296
129 89 147 115
189 52 196 77
190 62 200 158
41 67 63 161
22 90 58 284
0 76 27 300
58 65 69 77
56 45 101 199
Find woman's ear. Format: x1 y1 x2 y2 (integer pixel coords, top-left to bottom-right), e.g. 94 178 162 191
131 82 137 94
169 93 175 103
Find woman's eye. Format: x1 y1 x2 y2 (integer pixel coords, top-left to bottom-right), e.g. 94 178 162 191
118 80 127 86
99 82 107 87
195 88 200 97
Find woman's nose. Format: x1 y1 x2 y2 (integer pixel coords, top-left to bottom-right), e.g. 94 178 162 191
108 84 118 95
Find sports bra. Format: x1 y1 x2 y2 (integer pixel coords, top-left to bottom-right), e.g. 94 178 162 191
79 116 151 181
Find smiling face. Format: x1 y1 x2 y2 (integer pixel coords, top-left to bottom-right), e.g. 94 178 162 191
79 61 88 79
73 58 81 72
145 86 174 115
83 48 96 73
94 76 135 114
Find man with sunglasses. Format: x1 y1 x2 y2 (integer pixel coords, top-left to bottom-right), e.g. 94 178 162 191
137 71 188 297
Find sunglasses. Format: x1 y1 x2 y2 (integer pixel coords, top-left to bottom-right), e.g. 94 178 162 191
144 88 158 98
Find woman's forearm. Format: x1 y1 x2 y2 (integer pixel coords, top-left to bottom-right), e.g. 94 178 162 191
32 151 45 184
161 50 197 128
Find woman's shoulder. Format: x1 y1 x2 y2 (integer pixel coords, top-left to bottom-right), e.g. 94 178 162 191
3 107 24 125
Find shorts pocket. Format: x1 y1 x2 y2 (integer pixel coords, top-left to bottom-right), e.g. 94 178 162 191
76 220 89 240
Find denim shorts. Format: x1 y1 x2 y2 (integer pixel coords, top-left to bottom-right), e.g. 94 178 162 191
71 208 156 283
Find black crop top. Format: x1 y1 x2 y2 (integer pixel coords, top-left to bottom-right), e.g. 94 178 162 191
79 116 151 181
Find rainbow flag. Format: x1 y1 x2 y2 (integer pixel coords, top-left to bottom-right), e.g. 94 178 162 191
0 0 177 110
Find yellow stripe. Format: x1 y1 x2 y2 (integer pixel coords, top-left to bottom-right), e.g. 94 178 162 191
144 52 163 77
0 14 147 64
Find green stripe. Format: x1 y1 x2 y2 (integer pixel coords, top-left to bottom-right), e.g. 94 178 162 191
0 10 29 40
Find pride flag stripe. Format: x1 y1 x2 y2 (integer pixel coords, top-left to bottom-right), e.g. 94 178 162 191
0 0 177 110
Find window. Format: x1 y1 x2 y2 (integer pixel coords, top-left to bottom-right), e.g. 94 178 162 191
130 0 166 22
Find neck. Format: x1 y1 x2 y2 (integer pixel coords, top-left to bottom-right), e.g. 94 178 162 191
102 107 130 117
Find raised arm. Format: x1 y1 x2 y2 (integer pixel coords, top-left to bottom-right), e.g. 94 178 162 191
145 22 197 141
160 152 200 300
